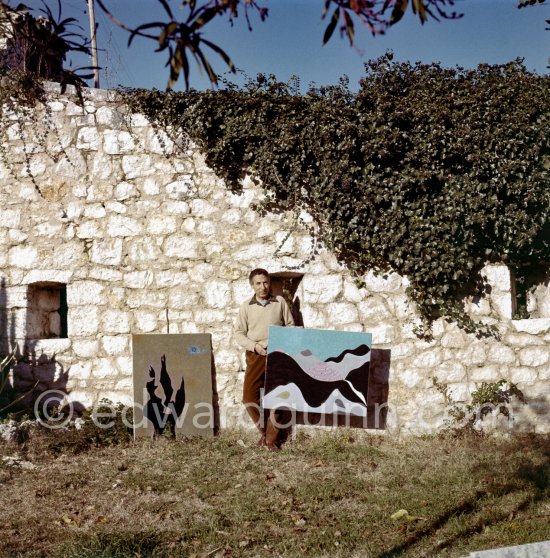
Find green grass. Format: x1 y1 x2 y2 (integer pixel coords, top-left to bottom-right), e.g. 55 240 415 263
0 427 548 557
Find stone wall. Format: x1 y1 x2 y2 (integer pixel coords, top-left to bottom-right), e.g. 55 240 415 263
0 83 548 433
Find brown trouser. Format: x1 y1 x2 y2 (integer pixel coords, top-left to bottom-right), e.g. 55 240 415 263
243 351 280 445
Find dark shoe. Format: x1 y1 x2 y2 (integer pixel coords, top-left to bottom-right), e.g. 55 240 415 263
256 435 267 447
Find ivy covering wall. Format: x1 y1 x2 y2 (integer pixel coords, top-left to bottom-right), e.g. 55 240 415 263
2 54 548 335
124 55 549 334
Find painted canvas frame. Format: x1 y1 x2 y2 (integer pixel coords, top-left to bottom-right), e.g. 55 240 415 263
132 334 214 439
263 326 372 417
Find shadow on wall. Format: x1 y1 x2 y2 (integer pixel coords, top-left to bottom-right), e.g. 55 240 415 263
0 278 73 418
515 394 550 434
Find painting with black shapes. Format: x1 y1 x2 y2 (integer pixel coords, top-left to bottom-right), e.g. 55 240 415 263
263 326 372 416
132 334 213 439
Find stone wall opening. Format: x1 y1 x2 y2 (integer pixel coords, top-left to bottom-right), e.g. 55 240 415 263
26 283 68 339
270 272 304 326
510 265 550 319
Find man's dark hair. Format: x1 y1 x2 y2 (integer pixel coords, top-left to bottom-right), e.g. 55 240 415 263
249 268 270 284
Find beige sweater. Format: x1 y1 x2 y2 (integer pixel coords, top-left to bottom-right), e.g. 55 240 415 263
234 295 295 352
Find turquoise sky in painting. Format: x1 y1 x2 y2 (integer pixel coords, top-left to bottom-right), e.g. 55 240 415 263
268 326 372 361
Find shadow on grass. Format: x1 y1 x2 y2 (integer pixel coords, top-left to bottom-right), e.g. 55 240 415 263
377 436 550 558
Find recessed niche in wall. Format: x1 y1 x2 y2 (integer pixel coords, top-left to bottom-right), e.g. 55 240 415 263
270 272 304 326
510 265 550 319
26 283 68 339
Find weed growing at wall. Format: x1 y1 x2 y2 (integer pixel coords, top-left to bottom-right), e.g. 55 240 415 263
123 55 550 335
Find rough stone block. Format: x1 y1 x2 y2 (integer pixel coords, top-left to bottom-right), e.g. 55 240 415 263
357 297 392 322
302 274 342 304
434 360 467 383
22 270 73 285
194 309 225 323
483 264 512 292
72 339 99 358
512 318 550 335
144 127 175 154
229 190 254 208
146 215 177 235
161 200 191 215
1 208 21 229
123 270 154 289
411 349 444 369
155 270 188 288
69 306 99 336
54 148 87 179
363 270 403 293
505 332 545 347
76 127 100 150
8 245 38 269
67 364 93 382
491 293 513 319
114 181 139 201
126 290 167 309
368 323 395 345
90 238 123 266
441 330 467 349
509 366 538 384
343 279 366 303
470 365 500 382
8 229 27 244
166 179 194 200
298 306 327 328
103 130 135 154
487 345 516 365
222 208 240 225
164 236 201 259
127 238 162 263
90 153 115 180
397 368 423 389
25 338 72 354
92 358 118 378
122 154 154 179
107 215 143 237
203 279 231 308
86 182 114 202
142 177 160 196
89 267 122 281
101 335 129 356
325 302 358 325
34 221 62 238
518 346 549 367
468 540 550 558
101 309 130 334
115 356 133 376
134 311 158 333
96 106 124 127
67 281 105 306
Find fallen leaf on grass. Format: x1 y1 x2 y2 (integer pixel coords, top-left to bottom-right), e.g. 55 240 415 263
62 515 80 526
390 509 409 520
390 509 426 522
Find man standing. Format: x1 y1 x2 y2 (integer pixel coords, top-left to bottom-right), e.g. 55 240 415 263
235 268 295 450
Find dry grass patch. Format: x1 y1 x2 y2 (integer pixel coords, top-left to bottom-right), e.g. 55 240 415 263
0 427 548 557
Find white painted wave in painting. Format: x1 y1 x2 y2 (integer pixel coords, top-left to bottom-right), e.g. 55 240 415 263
262 382 367 416
289 349 370 382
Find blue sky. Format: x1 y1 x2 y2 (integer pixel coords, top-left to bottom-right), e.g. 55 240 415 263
20 0 550 91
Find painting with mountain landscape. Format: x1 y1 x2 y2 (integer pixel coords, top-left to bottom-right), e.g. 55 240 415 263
263 326 372 417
